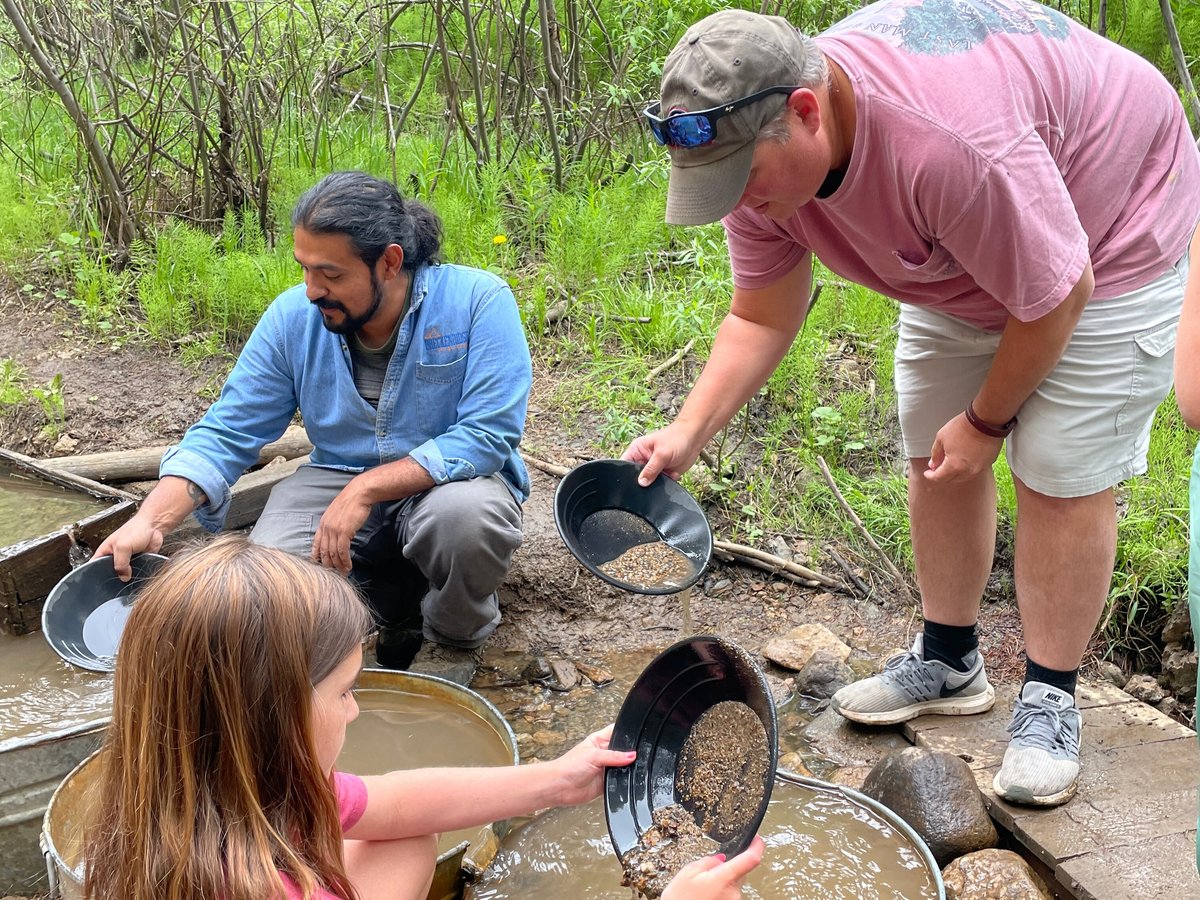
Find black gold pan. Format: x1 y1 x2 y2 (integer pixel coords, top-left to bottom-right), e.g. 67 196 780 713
41 552 168 672
552 458 712 595
604 635 778 860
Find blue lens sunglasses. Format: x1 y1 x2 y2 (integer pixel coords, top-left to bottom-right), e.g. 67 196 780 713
643 86 800 148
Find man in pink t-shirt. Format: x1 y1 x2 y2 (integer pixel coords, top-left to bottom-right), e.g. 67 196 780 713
624 0 1200 808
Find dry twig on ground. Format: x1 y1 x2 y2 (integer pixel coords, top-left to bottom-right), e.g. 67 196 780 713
645 337 696 384
815 455 913 603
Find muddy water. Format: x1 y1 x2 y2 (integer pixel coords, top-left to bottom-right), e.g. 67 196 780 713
0 467 112 547
337 688 515 854
339 688 514 771
469 782 938 899
0 632 112 751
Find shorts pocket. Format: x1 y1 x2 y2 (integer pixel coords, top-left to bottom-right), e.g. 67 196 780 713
1115 319 1177 435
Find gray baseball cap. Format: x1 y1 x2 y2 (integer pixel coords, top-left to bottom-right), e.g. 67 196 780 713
659 10 813 225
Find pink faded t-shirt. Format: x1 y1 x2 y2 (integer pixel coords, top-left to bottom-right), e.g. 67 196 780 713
279 772 369 900
724 0 1200 331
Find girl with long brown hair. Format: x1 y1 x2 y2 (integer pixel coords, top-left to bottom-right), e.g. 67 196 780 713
83 535 761 900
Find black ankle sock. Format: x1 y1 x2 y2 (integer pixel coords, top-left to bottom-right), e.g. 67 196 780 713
1025 658 1078 696
921 620 978 673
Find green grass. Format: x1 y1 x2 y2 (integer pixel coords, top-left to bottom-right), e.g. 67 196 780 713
1101 399 1193 664
0 357 67 439
0 169 72 266
132 215 297 342
0 358 28 408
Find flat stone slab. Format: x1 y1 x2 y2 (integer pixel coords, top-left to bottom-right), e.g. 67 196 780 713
804 706 912 768
899 679 1200 899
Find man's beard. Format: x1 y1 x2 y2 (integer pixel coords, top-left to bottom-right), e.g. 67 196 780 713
313 271 384 336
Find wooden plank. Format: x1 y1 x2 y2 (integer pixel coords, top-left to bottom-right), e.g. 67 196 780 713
1057 830 1200 900
0 505 136 634
1014 785 1196 865
1072 696 1193 751
1 450 140 635
924 718 1198 855
38 425 312 484
0 447 137 502
907 681 1193 773
1001 737 1197 865
1074 680 1138 711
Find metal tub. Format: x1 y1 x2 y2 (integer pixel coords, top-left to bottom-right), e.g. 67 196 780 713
0 725 104 895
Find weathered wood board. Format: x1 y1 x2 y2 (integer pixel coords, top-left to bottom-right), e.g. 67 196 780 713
39 425 312 484
1 448 310 634
0 449 137 636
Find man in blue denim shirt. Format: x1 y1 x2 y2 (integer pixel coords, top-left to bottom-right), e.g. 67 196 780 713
98 172 532 670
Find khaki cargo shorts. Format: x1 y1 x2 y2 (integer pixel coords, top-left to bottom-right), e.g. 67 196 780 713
894 254 1188 498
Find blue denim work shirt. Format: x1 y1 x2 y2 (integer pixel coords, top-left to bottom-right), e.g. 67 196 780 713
160 262 532 531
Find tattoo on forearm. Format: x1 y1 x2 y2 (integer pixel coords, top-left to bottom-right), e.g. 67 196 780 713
187 482 206 509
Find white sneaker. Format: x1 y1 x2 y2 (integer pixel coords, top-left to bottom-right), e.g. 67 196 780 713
830 634 995 725
993 682 1082 807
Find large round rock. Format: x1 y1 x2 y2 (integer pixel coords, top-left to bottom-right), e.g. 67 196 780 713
861 747 997 866
942 848 1053 899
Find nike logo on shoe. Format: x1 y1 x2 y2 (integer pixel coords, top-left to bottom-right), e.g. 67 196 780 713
939 669 980 698
1035 687 1071 711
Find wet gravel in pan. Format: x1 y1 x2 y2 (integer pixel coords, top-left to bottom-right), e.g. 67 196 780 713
618 701 770 898
599 540 695 590
675 700 771 843
619 803 718 899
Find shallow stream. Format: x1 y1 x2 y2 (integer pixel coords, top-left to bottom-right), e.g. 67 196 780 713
468 786 939 899
0 465 112 548
0 632 111 752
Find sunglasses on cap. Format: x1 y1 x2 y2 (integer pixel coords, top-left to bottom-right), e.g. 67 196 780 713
643 85 800 148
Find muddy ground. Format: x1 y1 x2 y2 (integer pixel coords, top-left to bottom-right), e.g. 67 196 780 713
0 281 1036 686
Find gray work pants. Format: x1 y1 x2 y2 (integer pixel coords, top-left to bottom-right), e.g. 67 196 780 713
249 465 523 648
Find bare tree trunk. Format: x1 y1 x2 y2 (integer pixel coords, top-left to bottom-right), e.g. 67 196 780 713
434 0 483 164
458 0 491 163
0 0 137 253
1159 0 1200 136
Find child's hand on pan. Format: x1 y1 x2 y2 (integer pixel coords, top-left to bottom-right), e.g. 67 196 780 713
662 836 765 900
